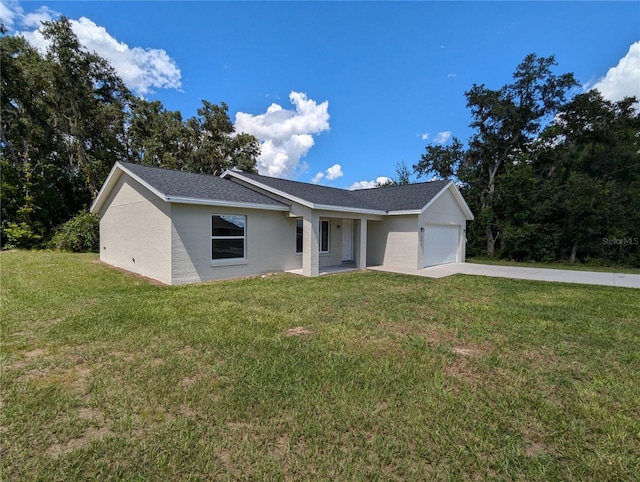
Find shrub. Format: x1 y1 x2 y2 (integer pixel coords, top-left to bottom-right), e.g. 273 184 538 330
2 222 43 249
50 212 99 253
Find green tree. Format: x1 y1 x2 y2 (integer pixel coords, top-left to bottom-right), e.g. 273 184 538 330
128 98 189 169
415 54 577 256
128 99 259 175
1 17 131 247
534 91 640 265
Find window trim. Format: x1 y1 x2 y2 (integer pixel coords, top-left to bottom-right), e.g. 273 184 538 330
211 214 247 264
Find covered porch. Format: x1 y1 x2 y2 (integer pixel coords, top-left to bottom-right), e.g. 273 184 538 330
290 207 382 277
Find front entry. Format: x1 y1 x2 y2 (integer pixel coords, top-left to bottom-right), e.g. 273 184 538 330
342 219 353 261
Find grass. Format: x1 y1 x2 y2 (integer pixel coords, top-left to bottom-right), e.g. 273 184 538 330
467 256 640 275
2 251 639 481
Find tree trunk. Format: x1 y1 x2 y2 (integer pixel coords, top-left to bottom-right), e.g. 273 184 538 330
570 241 578 263
486 226 499 256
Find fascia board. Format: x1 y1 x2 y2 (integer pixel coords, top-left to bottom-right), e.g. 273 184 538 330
166 197 289 211
312 203 386 216
387 209 422 216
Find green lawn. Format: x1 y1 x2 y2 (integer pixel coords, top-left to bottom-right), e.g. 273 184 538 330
2 251 639 481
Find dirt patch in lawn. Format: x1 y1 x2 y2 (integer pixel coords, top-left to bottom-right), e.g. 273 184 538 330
524 442 548 457
285 326 313 337
452 346 481 357
46 425 114 459
47 406 113 459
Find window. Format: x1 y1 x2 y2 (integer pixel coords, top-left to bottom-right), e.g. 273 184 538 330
212 215 246 260
295 219 329 253
320 220 329 253
296 219 303 254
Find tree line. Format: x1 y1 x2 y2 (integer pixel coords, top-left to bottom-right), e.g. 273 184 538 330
1 17 259 248
2 18 638 266
413 54 639 267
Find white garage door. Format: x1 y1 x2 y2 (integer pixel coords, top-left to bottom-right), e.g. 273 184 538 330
424 225 459 267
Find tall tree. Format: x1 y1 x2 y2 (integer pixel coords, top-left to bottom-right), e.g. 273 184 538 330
415 54 577 256
1 18 132 247
128 99 259 175
1 17 260 247
41 17 131 196
534 90 640 264
186 100 259 175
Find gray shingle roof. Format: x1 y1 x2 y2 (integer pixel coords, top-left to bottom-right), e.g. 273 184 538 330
349 179 451 211
231 172 384 211
111 162 454 214
230 171 451 212
119 162 287 207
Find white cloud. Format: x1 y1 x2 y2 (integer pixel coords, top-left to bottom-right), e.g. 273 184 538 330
0 0 21 28
234 91 330 178
349 177 391 190
4 1 181 96
21 5 55 27
421 132 429 141
434 131 452 144
325 164 343 180
311 163 343 184
590 41 640 103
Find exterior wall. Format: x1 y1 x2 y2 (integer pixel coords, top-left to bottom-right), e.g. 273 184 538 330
98 175 172 284
170 204 299 284
366 215 420 269
418 187 469 266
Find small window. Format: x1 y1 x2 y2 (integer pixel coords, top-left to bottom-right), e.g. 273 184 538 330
296 219 303 254
295 219 330 253
212 215 246 260
320 220 329 253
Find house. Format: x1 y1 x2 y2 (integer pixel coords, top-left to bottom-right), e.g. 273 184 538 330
90 162 474 285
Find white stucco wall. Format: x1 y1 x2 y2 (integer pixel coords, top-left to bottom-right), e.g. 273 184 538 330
98 174 172 284
418 187 469 266
367 215 420 269
170 204 300 284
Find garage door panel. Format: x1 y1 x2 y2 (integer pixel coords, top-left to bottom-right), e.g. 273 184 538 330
424 225 458 267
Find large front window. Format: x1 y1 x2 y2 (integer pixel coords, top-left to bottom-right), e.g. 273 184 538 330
212 215 246 260
296 219 329 253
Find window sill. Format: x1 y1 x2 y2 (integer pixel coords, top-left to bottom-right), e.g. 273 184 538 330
210 259 248 267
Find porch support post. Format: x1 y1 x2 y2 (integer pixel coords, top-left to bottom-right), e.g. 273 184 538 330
356 218 367 270
302 210 319 277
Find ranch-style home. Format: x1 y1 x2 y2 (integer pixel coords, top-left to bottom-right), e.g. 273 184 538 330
90 162 474 285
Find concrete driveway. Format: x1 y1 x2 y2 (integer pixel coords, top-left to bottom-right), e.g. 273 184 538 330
368 262 640 288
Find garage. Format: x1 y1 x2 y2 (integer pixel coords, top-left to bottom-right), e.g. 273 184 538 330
424 225 459 267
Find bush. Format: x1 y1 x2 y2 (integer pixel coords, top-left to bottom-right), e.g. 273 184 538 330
50 212 99 253
2 222 43 249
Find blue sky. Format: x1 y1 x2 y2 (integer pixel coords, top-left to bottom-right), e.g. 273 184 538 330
2 1 639 189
